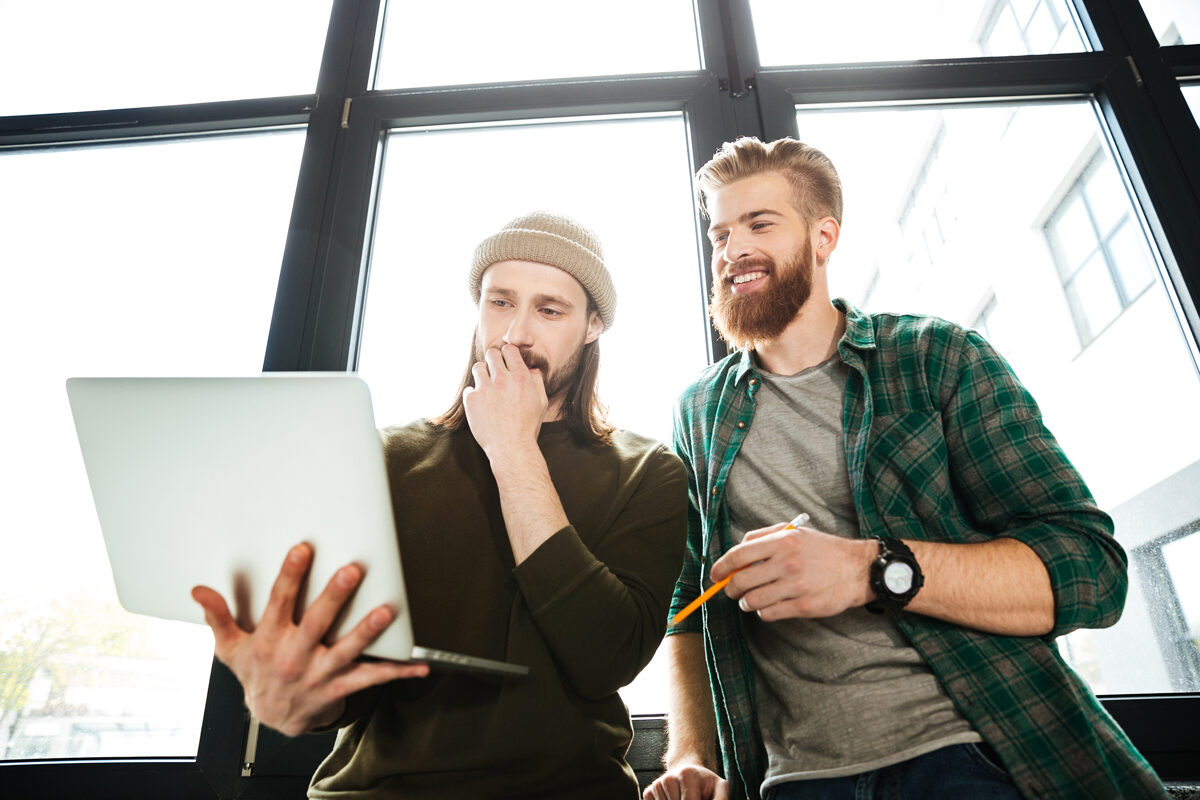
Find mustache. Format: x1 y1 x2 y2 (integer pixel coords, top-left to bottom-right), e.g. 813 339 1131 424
520 349 549 372
474 340 549 372
719 257 774 281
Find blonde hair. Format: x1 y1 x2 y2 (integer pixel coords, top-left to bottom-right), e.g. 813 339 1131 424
696 137 843 227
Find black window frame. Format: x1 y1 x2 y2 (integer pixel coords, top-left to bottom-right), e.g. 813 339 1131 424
3 0 1199 796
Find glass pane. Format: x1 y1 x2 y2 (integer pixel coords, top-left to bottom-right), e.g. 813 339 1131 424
1084 157 1128 237
987 7 1027 56
1051 194 1100 274
796 100 1200 695
1024 1 1063 54
1107 219 1155 299
751 0 1085 66
0 130 305 759
1139 0 1200 45
1163 533 1200 649
1069 251 1123 337
0 0 333 116
1185 85 1200 124
356 115 708 713
374 0 699 90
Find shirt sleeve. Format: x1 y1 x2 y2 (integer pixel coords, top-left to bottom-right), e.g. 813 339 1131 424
511 445 687 700
941 329 1128 636
666 399 705 637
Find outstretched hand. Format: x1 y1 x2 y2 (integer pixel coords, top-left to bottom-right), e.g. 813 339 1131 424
192 543 429 737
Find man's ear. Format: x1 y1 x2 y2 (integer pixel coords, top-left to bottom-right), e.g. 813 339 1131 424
814 216 841 263
584 311 604 345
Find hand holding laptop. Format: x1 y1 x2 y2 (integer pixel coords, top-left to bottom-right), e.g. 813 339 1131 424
192 542 430 738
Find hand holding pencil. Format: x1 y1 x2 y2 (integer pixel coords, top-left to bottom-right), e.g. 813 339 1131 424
672 512 810 624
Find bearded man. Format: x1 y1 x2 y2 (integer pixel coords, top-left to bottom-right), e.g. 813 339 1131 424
194 212 687 799
645 138 1167 800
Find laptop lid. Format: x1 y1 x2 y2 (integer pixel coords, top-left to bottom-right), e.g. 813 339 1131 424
66 374 529 677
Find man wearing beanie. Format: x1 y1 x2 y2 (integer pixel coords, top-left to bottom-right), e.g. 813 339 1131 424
194 212 687 799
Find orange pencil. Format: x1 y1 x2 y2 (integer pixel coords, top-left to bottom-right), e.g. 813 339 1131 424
671 512 810 625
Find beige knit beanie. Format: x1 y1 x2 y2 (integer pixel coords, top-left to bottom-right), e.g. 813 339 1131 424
469 211 616 330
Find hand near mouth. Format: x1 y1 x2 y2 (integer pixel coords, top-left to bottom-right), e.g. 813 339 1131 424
462 343 549 461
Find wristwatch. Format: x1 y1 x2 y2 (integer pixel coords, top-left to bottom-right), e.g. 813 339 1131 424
866 537 924 614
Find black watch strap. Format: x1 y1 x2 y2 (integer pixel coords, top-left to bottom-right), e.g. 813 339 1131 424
866 536 924 614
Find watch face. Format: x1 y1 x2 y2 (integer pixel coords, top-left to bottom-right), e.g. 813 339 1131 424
883 561 914 594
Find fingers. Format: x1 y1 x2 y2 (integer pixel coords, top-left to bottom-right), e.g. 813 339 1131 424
711 536 773 581
643 767 725 800
325 604 400 668
469 360 489 390
326 659 430 700
191 585 244 651
741 520 791 542
483 346 507 379
643 777 674 800
296 564 363 643
735 573 795 612
260 544 313 628
499 343 528 373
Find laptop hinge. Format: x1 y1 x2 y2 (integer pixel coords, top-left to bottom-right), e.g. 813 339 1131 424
241 715 262 777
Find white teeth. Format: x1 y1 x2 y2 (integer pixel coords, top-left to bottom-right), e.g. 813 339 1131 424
732 271 766 285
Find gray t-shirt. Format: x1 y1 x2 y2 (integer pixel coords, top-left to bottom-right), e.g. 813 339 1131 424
726 354 979 789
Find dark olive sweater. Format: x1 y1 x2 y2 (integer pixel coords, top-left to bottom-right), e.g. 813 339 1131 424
308 420 687 799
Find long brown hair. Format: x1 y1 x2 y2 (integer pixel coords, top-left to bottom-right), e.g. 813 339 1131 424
430 322 614 446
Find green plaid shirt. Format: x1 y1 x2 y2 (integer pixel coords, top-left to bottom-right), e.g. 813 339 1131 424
667 300 1166 800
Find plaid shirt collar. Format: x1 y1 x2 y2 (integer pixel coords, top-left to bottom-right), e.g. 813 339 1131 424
732 298 877 384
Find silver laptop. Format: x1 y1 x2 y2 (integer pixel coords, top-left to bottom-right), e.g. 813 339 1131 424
65 374 528 678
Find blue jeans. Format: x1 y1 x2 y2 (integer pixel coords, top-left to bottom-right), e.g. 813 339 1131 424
765 743 1022 800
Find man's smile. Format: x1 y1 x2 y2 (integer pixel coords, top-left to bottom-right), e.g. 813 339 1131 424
728 269 769 293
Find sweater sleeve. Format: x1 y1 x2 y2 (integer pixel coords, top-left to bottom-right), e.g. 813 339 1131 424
941 329 1128 636
511 445 687 700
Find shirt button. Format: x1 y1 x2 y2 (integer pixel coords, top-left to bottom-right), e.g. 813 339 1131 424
712 486 720 496
736 420 746 429
749 378 758 386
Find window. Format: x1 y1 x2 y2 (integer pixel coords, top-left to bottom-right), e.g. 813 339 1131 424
971 293 999 338
355 114 709 710
896 122 952 274
0 131 307 760
1045 151 1155 347
3 0 1200 793
0 1 334 116
796 100 1200 696
357 115 706 446
374 0 700 90
1185 85 1200 125
750 0 1084 65
1139 0 1200 44
979 0 1071 55
1163 532 1200 667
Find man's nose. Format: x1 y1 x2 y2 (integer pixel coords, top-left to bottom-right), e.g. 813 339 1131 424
722 229 752 264
502 310 535 347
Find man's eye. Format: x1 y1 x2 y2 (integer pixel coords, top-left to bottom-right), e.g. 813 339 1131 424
541 308 563 318
712 232 728 244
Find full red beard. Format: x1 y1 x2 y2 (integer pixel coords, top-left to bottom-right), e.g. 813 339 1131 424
709 241 814 349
